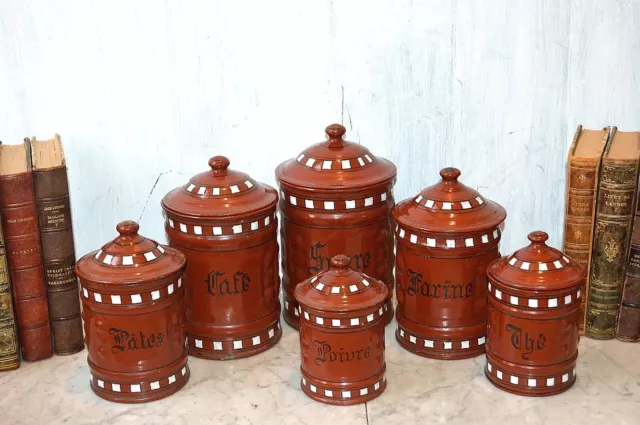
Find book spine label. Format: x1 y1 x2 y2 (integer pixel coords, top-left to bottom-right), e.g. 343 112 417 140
33 167 84 355
0 172 53 361
586 161 639 339
0 221 19 370
563 160 600 334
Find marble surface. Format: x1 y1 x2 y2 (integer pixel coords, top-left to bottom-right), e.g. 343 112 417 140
1 320 639 425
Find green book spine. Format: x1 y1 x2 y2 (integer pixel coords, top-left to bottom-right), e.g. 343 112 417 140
586 155 640 339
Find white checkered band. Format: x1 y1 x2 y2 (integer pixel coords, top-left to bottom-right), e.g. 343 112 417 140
414 194 486 210
296 152 375 170
93 245 166 267
166 211 276 236
81 276 182 306
301 375 385 400
396 225 500 249
188 322 280 352
311 277 373 295
397 326 485 351
90 365 188 394
485 359 575 390
488 280 580 309
281 190 390 211
183 179 256 196
299 303 387 329
506 255 570 272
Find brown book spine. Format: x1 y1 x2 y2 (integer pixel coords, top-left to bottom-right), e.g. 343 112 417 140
0 215 20 370
563 126 606 334
0 171 53 360
616 198 640 341
33 166 84 355
586 143 640 339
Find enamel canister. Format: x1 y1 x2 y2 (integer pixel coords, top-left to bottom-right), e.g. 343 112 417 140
76 221 188 403
486 231 585 396
276 124 396 329
295 254 388 405
393 167 506 359
162 156 281 360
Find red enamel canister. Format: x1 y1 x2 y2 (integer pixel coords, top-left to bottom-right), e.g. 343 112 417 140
393 167 507 359
277 124 397 330
162 156 281 360
486 231 585 396
295 254 388 405
76 221 188 403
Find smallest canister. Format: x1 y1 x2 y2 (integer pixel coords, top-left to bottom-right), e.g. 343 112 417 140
486 231 585 396
76 221 188 403
295 255 388 405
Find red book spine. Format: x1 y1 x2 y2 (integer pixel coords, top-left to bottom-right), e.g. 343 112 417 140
0 171 53 361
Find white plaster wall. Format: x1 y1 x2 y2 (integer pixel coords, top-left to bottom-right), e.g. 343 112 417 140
0 0 639 257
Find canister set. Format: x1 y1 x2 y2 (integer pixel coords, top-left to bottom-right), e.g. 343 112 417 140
75 124 586 404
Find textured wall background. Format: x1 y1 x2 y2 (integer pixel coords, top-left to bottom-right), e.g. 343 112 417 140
1 0 639 257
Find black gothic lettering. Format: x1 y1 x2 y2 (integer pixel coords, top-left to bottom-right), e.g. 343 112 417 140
506 324 546 360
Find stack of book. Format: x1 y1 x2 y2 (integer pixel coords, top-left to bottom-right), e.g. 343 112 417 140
563 126 640 341
0 135 84 371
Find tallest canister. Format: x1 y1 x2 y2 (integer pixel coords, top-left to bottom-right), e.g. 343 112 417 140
276 124 397 329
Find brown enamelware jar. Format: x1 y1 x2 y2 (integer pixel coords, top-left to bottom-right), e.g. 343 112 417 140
295 254 388 405
486 231 585 396
76 221 188 403
162 156 281 360
393 167 506 360
276 124 396 329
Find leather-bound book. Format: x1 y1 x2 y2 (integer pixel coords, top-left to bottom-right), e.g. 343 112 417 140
0 214 20 371
0 140 53 360
617 193 640 342
30 135 84 355
563 126 610 334
586 128 640 339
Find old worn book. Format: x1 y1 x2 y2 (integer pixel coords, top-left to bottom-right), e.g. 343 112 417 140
30 135 84 355
617 191 640 342
0 140 53 360
0 213 20 371
586 128 640 339
563 126 610 334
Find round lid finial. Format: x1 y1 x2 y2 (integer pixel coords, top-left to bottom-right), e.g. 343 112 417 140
209 156 230 175
116 220 139 237
439 167 461 182
528 231 549 244
330 254 351 269
326 124 346 148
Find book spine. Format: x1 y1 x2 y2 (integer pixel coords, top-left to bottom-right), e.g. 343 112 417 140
33 166 84 355
563 157 601 334
0 216 19 371
616 200 640 341
586 160 640 339
0 171 53 360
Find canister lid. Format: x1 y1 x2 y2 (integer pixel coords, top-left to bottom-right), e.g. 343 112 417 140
294 254 388 313
275 124 396 191
393 167 506 233
162 155 277 219
487 231 586 292
75 220 185 284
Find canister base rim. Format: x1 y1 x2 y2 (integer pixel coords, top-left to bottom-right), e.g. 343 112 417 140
188 322 282 360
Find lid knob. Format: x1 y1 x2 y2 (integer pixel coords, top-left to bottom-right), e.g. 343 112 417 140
326 124 346 148
439 167 461 182
209 156 230 175
330 254 351 269
528 231 549 244
116 220 140 237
